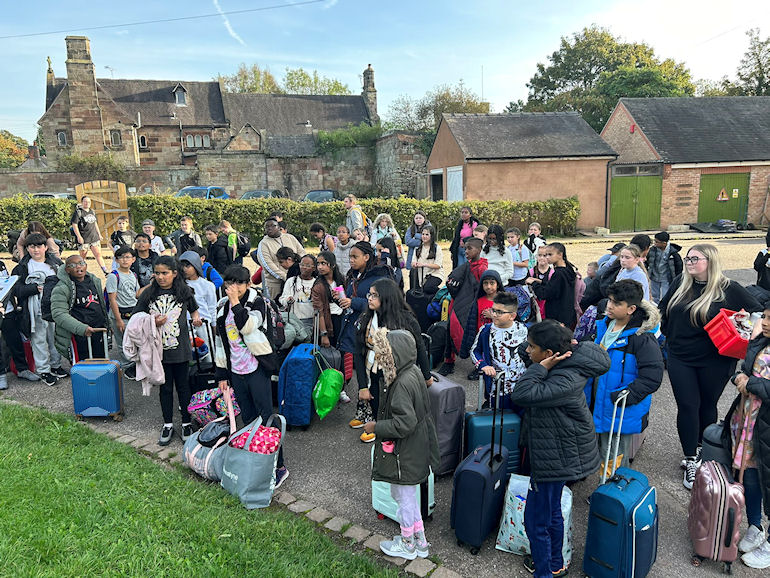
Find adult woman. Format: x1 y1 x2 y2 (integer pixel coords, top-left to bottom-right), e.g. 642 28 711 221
14 221 60 262
404 211 431 271
659 244 762 489
278 254 317 332
482 224 514 286
449 206 480 269
355 278 432 443
71 195 108 274
411 225 444 294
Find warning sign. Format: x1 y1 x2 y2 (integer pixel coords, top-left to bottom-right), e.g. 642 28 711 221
732 188 739 198
717 188 729 202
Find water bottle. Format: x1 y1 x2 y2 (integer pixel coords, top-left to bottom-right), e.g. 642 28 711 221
334 286 353 316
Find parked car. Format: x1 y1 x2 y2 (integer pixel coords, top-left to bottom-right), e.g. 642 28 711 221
31 192 77 200
175 186 229 200
300 189 342 203
240 189 285 200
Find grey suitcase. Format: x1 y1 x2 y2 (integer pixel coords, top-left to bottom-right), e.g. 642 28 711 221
428 377 466 475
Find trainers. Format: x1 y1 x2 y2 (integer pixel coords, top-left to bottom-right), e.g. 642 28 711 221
17 369 40 382
40 372 58 386
437 363 454 376
124 366 136 380
415 541 430 559
0 373 7 391
274 466 289 489
467 368 480 380
552 567 569 577
742 540 770 569
380 535 417 560
360 432 376 443
349 419 364 429
158 425 174 446
339 390 351 403
681 446 702 469
181 424 192 441
740 525 766 553
683 456 701 490
50 366 69 378
523 554 536 574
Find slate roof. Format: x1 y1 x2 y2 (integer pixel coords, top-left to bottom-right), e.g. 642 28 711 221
442 112 616 160
619 97 770 163
266 135 317 157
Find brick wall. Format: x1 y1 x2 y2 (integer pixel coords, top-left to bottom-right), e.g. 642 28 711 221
601 104 658 164
374 133 427 197
660 166 700 228
748 166 770 226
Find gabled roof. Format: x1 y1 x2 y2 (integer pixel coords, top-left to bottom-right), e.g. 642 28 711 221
441 112 616 160
619 97 770 163
222 93 370 136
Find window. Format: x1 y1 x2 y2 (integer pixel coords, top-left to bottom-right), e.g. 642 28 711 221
175 90 186 106
186 135 194 148
57 131 67 147
138 135 147 148
194 134 202 148
612 164 663 177
110 130 122 147
202 134 210 148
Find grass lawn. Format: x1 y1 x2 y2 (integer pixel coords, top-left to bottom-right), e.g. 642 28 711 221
0 403 398 577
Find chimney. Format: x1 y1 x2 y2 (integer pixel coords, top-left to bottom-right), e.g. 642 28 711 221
27 145 39 160
64 36 104 153
45 56 57 110
362 64 379 124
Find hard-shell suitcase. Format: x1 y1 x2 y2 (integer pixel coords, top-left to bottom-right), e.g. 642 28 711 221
426 320 448 369
428 374 466 475
189 320 217 393
464 375 521 475
370 446 436 522
406 287 434 333
701 421 731 465
71 330 124 421
627 429 647 464
451 374 510 555
584 391 658 578
277 311 322 428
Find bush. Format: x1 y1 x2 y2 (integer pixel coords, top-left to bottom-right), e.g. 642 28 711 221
317 123 383 154
58 153 128 183
0 196 76 245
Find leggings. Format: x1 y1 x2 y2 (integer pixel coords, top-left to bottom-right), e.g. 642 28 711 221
668 354 736 457
391 484 424 538
160 361 191 424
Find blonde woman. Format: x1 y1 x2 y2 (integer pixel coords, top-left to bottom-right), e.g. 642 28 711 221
659 244 762 490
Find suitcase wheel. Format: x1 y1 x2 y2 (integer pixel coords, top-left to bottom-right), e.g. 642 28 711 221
691 554 703 567
722 561 732 574
112 413 124 423
75 414 83 421
457 539 463 547
470 547 479 556
377 513 385 520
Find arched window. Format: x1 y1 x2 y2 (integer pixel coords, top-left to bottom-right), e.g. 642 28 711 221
57 131 67 146
138 135 147 148
110 130 122 147
194 134 202 148
186 134 194 148
202 134 211 148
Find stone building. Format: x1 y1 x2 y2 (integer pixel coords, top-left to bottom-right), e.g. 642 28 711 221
601 97 770 231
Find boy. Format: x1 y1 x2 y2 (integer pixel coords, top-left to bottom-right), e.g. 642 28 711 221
506 227 531 286
459 269 505 380
472 225 488 242
309 222 336 253
204 224 232 274
334 225 354 276
192 246 223 290
646 231 682 303
106 246 138 378
598 242 624 271
589 280 663 472
168 215 202 256
11 233 66 386
132 233 160 288
141 219 168 256
110 216 137 256
471 292 529 408
438 237 488 376
512 320 609 578
584 261 599 290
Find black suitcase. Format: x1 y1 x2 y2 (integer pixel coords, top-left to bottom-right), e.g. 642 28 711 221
189 320 217 393
406 287 434 333
428 373 466 475
426 320 448 369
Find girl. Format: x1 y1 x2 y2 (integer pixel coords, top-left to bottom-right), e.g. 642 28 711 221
726 303 770 568
482 224 514 286
376 236 403 289
404 211 431 271
506 227 531 286
351 228 370 243
14 221 60 261
215 265 289 489
529 245 553 321
365 328 439 561
276 247 301 280
371 213 402 249
449 206 481 269
523 222 547 269
132 256 202 446
356 279 432 443
309 222 336 253
312 251 345 349
659 244 761 489
279 254 317 332
615 244 650 301
411 225 444 294
527 243 577 328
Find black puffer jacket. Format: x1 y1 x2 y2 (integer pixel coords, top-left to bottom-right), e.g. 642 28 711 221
722 334 770 517
511 341 610 482
580 259 621 311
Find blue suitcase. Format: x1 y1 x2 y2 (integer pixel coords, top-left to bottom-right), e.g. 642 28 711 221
465 376 521 475
584 391 658 578
277 344 318 428
71 331 124 421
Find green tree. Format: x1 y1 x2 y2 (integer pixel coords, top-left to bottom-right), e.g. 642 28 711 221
0 130 28 168
737 28 770 95
216 63 283 93
416 80 490 130
384 94 423 131
282 68 351 95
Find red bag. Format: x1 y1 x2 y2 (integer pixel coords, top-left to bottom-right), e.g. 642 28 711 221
229 424 281 454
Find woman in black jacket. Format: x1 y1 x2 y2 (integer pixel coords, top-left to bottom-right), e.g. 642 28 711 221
449 206 480 269
526 242 577 327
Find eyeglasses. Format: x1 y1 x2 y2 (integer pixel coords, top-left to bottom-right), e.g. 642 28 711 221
684 256 708 264
367 293 379 300
66 261 87 268
491 308 514 316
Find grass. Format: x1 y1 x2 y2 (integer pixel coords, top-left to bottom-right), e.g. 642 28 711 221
0 403 399 578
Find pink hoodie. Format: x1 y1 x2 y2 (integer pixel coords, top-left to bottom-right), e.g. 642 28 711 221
122 312 165 395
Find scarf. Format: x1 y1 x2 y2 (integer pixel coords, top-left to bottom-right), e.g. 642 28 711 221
364 311 380 389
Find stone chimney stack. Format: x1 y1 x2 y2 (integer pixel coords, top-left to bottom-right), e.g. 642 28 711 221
27 145 39 160
362 64 379 124
65 36 104 153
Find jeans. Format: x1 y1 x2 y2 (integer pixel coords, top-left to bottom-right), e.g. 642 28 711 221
524 480 566 578
29 314 61 374
649 279 669 303
108 312 130 367
457 246 467 266
159 361 191 424
744 467 764 529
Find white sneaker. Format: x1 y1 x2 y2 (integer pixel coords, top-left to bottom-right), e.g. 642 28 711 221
339 390 351 403
740 525 766 553
379 535 417 560
683 456 701 490
742 540 770 569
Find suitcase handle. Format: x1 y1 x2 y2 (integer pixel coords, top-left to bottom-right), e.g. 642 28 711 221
479 373 505 468
72 327 109 361
602 389 628 484
193 319 215 372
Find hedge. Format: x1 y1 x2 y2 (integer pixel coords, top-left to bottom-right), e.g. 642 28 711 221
0 195 580 248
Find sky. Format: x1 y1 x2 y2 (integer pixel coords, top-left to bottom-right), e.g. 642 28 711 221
2 0 769 143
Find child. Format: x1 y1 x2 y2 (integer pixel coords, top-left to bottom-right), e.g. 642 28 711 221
471 292 529 408
220 220 249 265
589 280 663 473
506 227 531 286
309 222 336 253
142 219 168 256
110 216 136 270
647 232 683 303
459 269 504 379
351 228 370 243
364 328 439 560
615 244 650 301
276 247 301 293
482 225 514 286
12 233 66 385
106 246 138 378
472 225 488 242
131 233 160 288
438 237 488 376
333 225 354 277
410 225 444 293
192 246 224 290
529 245 553 321
728 302 770 568
584 261 599 290
204 224 232 274
169 215 203 256
132 256 202 446
375 236 403 289
527 242 577 328
511 319 609 578
523 222 547 268
179 251 217 324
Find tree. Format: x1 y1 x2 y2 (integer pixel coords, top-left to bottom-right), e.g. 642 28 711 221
216 63 282 93
737 28 770 96
216 64 350 95
281 68 351 95
416 81 489 130
0 130 28 168
384 94 422 131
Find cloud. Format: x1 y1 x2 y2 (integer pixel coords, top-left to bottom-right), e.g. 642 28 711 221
323 0 339 8
213 0 246 46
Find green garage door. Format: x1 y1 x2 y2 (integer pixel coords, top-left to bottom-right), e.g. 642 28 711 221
698 173 750 224
610 175 662 232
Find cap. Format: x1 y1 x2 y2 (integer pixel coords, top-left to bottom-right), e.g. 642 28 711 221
142 219 155 227
608 242 625 252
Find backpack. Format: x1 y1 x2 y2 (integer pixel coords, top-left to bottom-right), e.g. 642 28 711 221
426 320 448 369
255 294 285 351
573 305 598 342
354 207 373 238
41 275 60 322
187 387 242 429
236 232 251 258
504 285 533 324
103 270 138 308
427 287 451 321
574 272 586 319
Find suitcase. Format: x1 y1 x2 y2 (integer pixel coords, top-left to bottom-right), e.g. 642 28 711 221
370 446 436 522
428 373 466 475
426 320 448 369
627 429 647 464
451 375 510 555
71 330 124 422
701 421 730 465
277 311 322 429
10 334 35 376
584 391 658 578
189 320 217 393
465 375 521 475
406 287 434 333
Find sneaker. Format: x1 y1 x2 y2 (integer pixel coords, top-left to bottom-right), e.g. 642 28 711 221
523 554 536 574
124 366 136 380
681 446 702 469
339 390 351 403
360 432 376 443
50 366 69 378
740 525 766 553
17 370 40 382
40 372 58 386
467 368 480 380
158 425 174 446
742 540 770 569
349 419 364 429
379 535 417 561
683 456 701 490
415 541 430 559
181 424 192 441
552 567 569 577
274 466 290 489
437 363 454 376
0 373 7 391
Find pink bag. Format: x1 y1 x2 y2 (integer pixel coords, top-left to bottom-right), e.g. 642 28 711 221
229 424 282 454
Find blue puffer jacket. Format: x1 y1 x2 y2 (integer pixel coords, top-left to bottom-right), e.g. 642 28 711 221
585 300 664 434
337 264 392 353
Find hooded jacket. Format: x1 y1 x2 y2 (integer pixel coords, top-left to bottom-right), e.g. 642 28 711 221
581 259 622 311
50 264 108 358
122 312 164 395
207 235 232 274
404 219 432 270
213 288 266 379
11 251 63 337
371 329 440 485
337 264 393 353
586 301 664 435
256 233 307 283
646 242 683 283
532 265 577 327
333 239 354 277
459 269 503 358
449 217 481 269
511 341 610 482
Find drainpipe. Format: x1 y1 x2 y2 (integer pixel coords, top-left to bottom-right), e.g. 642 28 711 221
604 160 612 228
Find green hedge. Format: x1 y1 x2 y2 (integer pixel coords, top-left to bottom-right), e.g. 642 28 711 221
0 197 76 240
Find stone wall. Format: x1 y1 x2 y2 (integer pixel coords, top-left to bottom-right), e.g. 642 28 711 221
600 104 658 164
375 132 427 198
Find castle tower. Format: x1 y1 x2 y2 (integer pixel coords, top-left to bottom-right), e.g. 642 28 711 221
362 64 379 124
65 36 104 153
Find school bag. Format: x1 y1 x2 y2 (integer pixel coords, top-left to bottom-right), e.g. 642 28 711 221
102 270 138 312
236 232 251 258
427 287 451 321
187 386 242 428
504 285 533 324
573 305 598 342
40 275 60 322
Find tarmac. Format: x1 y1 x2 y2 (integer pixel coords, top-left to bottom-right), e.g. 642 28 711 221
1 267 767 577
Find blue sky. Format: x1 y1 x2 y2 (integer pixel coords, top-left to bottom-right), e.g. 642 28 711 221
2 0 768 143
